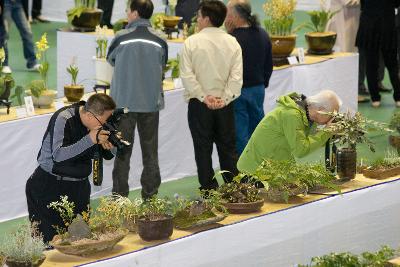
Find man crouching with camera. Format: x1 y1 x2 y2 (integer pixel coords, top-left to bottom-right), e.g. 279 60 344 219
25 93 117 243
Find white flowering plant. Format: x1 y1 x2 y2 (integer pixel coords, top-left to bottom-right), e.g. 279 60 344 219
95 25 109 59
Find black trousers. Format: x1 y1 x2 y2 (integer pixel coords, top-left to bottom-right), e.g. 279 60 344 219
188 99 238 190
98 0 114 28
26 167 90 243
364 45 400 102
21 0 41 19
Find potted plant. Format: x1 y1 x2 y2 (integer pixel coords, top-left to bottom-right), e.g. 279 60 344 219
216 181 264 214
137 197 174 241
93 25 113 86
239 159 338 203
26 33 56 108
67 0 103 31
163 0 182 30
304 0 339 55
388 110 400 153
113 18 128 33
48 196 128 256
0 47 14 114
263 0 298 65
362 150 400 179
0 221 46 267
105 195 141 233
64 59 84 102
322 111 392 181
173 193 227 230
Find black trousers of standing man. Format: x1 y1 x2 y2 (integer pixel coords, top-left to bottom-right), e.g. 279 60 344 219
98 0 114 28
188 99 238 190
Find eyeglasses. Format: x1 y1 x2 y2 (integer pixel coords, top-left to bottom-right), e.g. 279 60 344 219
87 110 106 126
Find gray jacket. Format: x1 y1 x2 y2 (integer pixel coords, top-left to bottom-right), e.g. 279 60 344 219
107 19 168 112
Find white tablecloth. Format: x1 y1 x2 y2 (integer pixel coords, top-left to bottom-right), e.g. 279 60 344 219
78 179 400 267
0 54 358 222
57 31 183 97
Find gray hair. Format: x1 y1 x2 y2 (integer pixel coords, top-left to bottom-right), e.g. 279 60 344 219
306 90 342 111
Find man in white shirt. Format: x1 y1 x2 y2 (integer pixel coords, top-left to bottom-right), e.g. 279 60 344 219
180 0 243 190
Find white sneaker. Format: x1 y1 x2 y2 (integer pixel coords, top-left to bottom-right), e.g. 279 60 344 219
2 66 12 74
396 101 400 108
371 101 381 108
27 63 41 72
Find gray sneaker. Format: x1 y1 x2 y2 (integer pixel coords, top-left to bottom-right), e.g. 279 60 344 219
27 64 41 72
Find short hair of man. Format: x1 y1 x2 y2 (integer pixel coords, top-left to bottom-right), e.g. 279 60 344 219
130 0 154 19
199 0 227 27
85 93 116 116
306 90 342 112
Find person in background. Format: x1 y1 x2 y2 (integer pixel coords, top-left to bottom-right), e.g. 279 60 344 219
175 0 200 28
107 0 167 199
180 0 243 190
356 0 400 108
225 0 272 155
21 0 49 23
237 90 341 174
2 0 40 74
26 94 116 243
98 0 114 28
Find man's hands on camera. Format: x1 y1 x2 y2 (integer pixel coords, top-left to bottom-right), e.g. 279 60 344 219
89 128 114 150
204 95 226 110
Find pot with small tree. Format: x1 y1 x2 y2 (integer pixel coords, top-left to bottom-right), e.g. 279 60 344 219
238 159 339 203
48 196 128 256
322 111 392 181
67 0 103 32
64 59 84 102
304 0 339 55
216 181 264 214
137 197 174 241
0 47 14 114
26 33 56 108
388 110 400 153
173 192 227 230
0 221 46 267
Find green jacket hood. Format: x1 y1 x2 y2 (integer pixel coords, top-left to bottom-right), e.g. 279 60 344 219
276 92 308 127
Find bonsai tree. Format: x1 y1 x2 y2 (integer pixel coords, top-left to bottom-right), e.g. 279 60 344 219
236 159 339 203
0 221 46 267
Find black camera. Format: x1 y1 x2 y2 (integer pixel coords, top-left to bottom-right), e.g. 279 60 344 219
102 107 131 150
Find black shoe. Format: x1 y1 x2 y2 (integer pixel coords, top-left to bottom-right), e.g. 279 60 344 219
32 15 50 23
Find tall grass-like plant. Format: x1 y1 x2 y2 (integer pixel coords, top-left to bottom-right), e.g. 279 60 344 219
68 0 97 23
263 0 297 36
95 25 108 59
0 222 45 264
305 0 339 33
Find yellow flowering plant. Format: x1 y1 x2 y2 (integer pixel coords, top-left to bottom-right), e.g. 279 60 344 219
31 33 49 98
263 0 297 36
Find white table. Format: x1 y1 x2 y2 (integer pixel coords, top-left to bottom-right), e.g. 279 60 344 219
57 30 184 97
77 179 400 267
0 54 358 222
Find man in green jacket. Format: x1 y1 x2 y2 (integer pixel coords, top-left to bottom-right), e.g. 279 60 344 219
237 90 342 173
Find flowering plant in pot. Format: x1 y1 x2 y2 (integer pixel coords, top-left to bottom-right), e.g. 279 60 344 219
26 33 56 108
93 25 113 86
0 221 46 267
236 159 339 203
173 192 227 230
64 58 84 102
67 0 103 31
304 0 339 55
137 197 174 241
263 0 299 64
48 196 128 256
322 111 392 181
0 47 15 114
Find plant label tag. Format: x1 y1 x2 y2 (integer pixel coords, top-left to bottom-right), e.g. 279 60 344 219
24 96 35 116
54 101 64 110
173 78 183 89
15 107 27 118
287 56 299 65
298 47 305 64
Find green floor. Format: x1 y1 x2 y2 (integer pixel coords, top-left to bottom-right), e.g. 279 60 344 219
1 10 398 234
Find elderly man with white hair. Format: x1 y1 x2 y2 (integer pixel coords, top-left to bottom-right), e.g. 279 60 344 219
237 90 342 173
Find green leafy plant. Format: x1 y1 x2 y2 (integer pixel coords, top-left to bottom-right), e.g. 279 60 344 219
322 111 392 152
0 221 45 264
47 196 76 235
11 85 24 105
263 0 298 36
299 245 395 267
305 1 339 33
28 80 46 98
150 13 165 31
217 182 262 203
166 58 180 79
67 64 80 86
67 0 97 23
138 197 173 221
236 159 339 203
113 18 128 33
389 110 400 134
0 47 15 99
95 25 108 59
